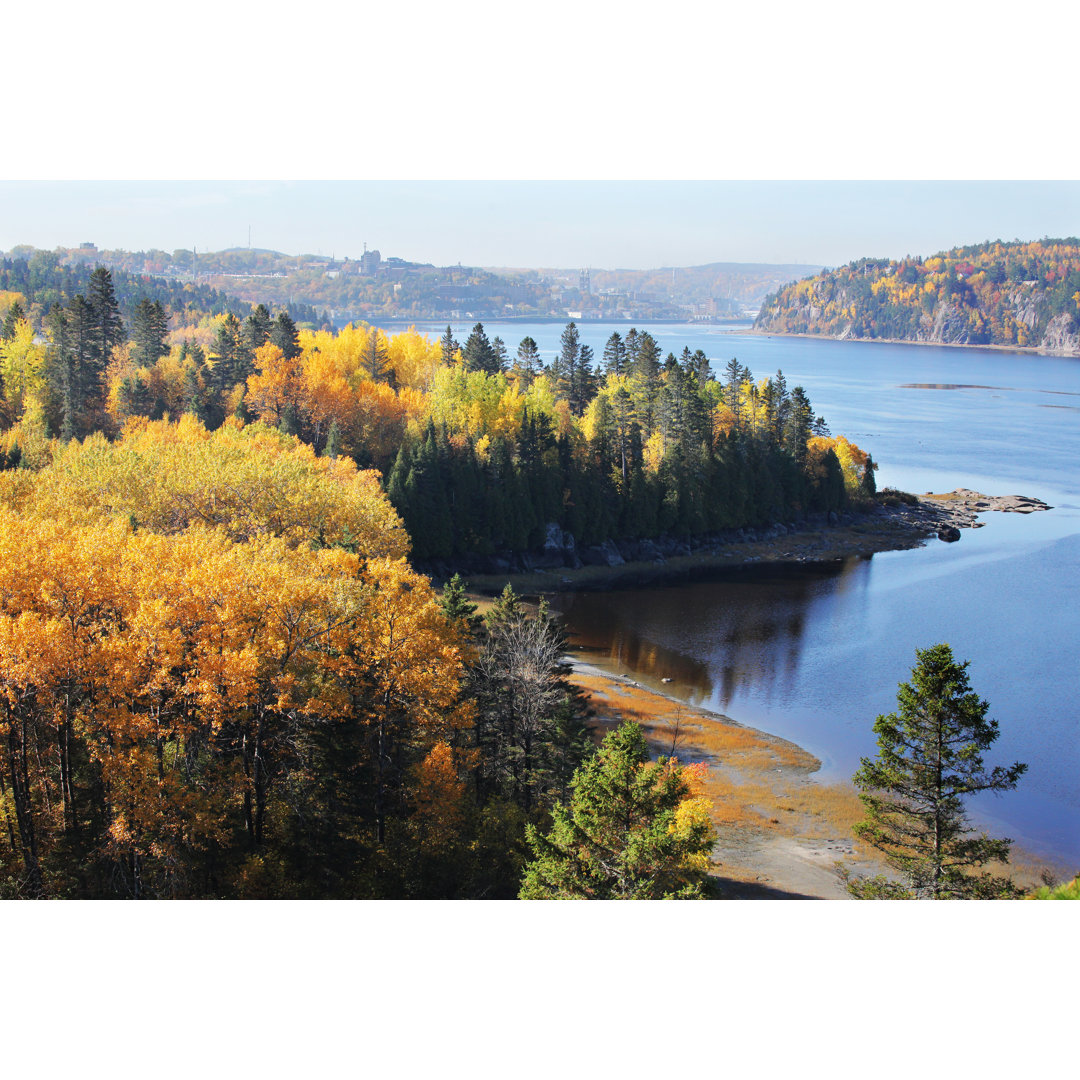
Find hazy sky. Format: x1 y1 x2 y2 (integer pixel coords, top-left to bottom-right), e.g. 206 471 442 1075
3 181 1077 270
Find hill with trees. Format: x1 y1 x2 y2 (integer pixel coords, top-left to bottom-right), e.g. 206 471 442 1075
5 244 819 325
755 238 1080 354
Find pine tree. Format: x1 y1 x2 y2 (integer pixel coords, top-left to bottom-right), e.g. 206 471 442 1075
491 336 508 374
519 721 715 899
361 326 390 382
572 343 596 417
847 644 1027 899
324 419 342 460
861 453 877 497
243 304 273 353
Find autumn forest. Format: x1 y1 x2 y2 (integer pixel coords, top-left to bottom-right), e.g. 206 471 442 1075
0 256 878 899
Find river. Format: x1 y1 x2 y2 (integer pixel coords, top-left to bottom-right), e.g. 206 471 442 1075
416 320 1080 867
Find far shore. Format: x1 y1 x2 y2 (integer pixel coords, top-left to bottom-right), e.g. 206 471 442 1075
740 326 1075 357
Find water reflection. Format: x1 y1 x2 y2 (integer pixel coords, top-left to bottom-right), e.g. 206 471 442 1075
551 557 871 712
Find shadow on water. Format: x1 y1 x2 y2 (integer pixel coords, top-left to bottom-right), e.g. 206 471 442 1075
553 557 870 711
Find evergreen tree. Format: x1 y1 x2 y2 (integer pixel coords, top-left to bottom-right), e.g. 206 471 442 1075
519 721 715 899
362 326 390 382
572 343 596 417
45 302 76 440
440 325 459 366
243 303 273 352
270 311 301 360
553 321 580 407
633 331 662 435
462 322 499 375
861 453 877 497
512 336 541 387
847 644 1027 899
2 300 25 341
87 266 125 370
491 336 508 373
324 419 342 460
439 573 480 637
130 298 169 367
602 331 626 377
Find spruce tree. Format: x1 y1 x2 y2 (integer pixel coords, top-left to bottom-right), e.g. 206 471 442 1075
2 300 25 341
131 298 169 367
519 721 715 899
512 336 541 386
847 644 1027 899
440 325 459 366
270 311 301 360
602 331 626 377
462 322 498 375
87 266 124 369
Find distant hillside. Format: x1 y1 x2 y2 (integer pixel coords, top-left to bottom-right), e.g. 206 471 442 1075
492 262 822 318
754 239 1080 355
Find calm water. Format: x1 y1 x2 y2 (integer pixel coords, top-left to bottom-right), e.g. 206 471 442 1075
423 321 1080 866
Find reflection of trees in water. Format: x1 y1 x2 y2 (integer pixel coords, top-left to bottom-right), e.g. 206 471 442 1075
555 557 870 710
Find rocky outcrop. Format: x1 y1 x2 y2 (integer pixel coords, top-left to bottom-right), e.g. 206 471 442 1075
1041 313 1080 356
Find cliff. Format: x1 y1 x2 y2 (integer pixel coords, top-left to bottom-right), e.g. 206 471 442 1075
755 239 1080 355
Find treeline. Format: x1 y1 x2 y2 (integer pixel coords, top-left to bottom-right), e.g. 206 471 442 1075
0 419 710 899
756 238 1080 350
384 323 873 564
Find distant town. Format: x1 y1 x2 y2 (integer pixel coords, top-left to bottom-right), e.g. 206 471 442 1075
8 241 819 326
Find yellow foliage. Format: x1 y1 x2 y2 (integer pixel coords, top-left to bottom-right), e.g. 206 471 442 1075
643 430 665 475
11 414 409 556
807 434 869 492
0 318 47 423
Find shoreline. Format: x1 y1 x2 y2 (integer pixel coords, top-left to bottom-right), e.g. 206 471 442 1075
458 492 1061 897
740 326 1075 357
562 656 1072 899
451 489 1049 598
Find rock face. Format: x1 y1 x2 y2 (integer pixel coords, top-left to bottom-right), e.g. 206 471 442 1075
937 526 961 542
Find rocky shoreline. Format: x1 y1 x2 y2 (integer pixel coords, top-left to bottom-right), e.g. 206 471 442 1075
421 489 1052 593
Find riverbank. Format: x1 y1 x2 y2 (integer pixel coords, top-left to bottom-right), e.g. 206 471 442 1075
740 327 1076 357
562 658 1070 899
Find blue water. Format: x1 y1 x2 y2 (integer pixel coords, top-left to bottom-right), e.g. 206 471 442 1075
423 320 1080 867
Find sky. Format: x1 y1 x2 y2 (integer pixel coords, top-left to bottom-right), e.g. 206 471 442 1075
2 180 1078 270
5 3 1077 273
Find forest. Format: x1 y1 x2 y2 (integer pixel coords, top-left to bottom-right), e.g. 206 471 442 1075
755 238 1080 351
0 265 878 899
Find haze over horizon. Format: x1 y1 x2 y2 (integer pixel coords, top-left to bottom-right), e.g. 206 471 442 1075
2 181 1077 273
